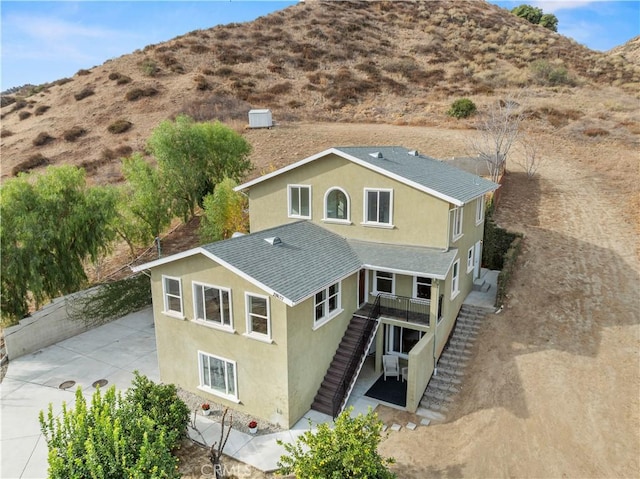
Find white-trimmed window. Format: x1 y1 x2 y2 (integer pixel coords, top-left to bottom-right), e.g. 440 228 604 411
162 275 183 317
193 283 232 329
198 351 238 401
476 197 485 225
374 271 395 295
364 188 393 226
288 185 311 219
245 293 271 340
413 276 432 300
451 260 460 299
467 247 474 273
314 281 341 326
451 206 463 241
324 188 350 222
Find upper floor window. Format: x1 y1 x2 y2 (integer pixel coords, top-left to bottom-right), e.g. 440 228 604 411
324 188 350 223
413 276 432 300
364 188 393 226
451 260 460 299
374 270 395 295
288 185 311 219
245 293 271 341
198 351 238 401
451 206 463 241
162 275 183 317
476 197 485 225
193 282 232 329
314 281 341 326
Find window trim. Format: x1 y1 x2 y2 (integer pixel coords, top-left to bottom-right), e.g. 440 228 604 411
313 281 343 330
287 184 312 219
192 282 234 332
162 275 184 318
197 350 239 403
451 260 460 300
451 206 463 242
244 292 272 342
373 270 395 296
323 187 351 224
362 188 394 228
412 276 432 301
467 247 474 273
475 197 485 225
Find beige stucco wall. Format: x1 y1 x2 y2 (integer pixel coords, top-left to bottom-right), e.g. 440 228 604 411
285 272 359 424
149 254 292 427
246 153 450 248
406 332 435 412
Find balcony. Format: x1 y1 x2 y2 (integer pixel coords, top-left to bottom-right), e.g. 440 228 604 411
356 294 432 326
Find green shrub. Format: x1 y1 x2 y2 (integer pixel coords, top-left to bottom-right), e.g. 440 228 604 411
73 87 94 101
139 58 159 76
107 119 132 134
447 98 477 118
62 126 87 142
12 153 49 175
32 132 55 146
530 60 572 86
39 373 187 479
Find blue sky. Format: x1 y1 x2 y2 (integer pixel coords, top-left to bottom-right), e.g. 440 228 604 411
2 1 639 90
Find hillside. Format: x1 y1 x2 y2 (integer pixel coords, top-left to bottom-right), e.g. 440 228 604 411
1 0 639 185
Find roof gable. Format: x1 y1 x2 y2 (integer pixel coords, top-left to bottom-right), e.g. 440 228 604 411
236 146 499 206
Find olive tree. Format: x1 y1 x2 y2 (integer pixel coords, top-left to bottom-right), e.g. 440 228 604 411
147 115 252 223
1 166 117 323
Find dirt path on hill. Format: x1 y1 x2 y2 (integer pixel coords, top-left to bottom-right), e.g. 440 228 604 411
158 122 638 478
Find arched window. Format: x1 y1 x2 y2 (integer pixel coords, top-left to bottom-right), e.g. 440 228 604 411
324 188 349 222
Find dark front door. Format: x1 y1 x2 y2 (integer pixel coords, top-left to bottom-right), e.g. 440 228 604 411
358 269 366 306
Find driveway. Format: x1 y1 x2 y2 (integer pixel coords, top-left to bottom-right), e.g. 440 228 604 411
1 308 158 479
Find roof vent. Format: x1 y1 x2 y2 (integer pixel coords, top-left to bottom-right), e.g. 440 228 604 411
369 151 383 159
408 150 419 156
264 236 282 246
231 232 246 238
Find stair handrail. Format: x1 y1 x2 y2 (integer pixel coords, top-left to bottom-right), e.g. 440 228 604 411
330 294 381 417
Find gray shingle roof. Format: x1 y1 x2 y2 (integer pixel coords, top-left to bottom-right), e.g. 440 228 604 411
348 239 457 280
201 221 362 305
335 146 499 204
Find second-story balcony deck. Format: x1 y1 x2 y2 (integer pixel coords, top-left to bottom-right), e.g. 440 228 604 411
355 294 432 326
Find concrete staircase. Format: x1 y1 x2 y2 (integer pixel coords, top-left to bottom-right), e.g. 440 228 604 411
417 304 490 422
473 268 492 292
311 315 375 417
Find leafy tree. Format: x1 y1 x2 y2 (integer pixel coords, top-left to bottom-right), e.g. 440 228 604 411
447 98 477 119
511 4 558 31
147 115 252 222
278 407 396 478
539 13 559 32
39 372 188 479
511 4 543 24
1 166 118 323
199 177 249 243
117 153 173 252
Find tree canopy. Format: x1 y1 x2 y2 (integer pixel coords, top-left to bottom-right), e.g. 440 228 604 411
147 115 252 222
199 177 249 243
1 166 117 322
511 4 558 32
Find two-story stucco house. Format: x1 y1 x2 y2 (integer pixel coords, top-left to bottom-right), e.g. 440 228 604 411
133 146 499 428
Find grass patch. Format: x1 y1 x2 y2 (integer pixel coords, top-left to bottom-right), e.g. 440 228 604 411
13 153 50 175
107 120 132 134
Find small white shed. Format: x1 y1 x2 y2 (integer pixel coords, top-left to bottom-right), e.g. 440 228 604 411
248 109 273 129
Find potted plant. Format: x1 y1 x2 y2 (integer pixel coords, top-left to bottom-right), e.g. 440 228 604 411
201 403 211 416
248 420 258 434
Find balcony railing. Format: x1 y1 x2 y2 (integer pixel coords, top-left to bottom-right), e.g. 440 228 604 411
377 294 431 325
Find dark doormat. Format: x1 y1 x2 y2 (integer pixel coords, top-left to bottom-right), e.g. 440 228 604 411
364 374 407 407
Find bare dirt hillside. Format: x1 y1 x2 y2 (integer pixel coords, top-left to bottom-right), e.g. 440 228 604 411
2 0 639 184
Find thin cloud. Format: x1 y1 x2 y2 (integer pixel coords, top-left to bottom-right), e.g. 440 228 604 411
530 1 599 13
